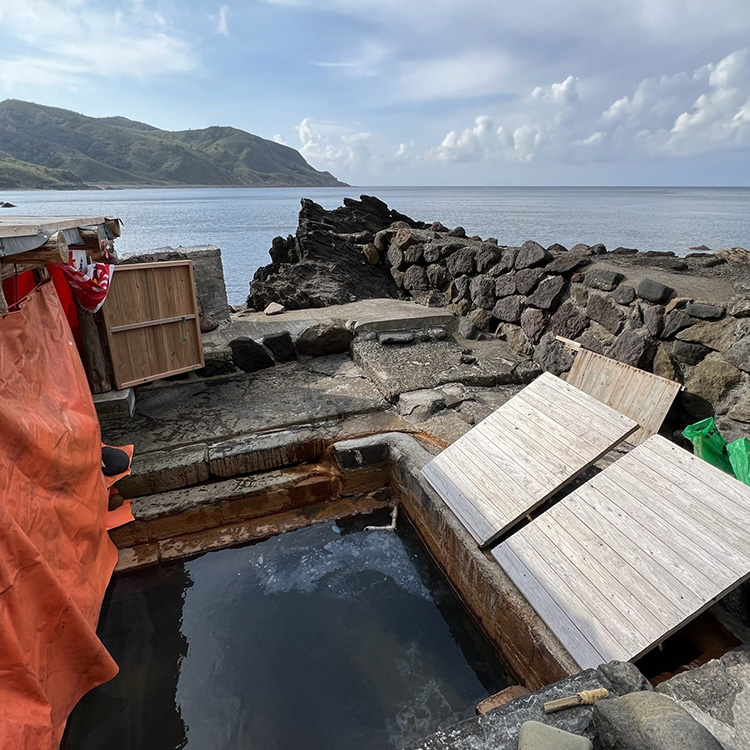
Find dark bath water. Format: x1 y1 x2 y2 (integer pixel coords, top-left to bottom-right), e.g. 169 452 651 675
63 513 508 750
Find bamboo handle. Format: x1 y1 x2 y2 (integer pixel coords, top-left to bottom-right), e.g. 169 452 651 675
543 688 609 714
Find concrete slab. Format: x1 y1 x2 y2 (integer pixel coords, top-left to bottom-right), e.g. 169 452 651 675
202 298 454 353
102 355 386 454
94 388 135 420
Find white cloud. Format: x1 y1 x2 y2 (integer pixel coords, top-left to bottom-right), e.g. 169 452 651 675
314 41 388 78
273 133 287 145
0 0 197 91
215 5 230 37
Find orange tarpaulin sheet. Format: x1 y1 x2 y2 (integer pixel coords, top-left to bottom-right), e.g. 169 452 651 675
0 283 119 749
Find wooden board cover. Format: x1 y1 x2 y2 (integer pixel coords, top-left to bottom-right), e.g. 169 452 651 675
101 261 204 389
422 372 637 547
492 435 750 669
566 347 681 445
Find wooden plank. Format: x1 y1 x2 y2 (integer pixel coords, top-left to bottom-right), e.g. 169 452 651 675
567 348 681 445
492 435 750 669
422 372 637 546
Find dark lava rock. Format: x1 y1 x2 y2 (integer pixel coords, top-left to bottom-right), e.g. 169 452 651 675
492 295 524 323
551 302 588 339
533 332 573 375
423 241 463 263
403 243 424 264
584 269 624 292
587 294 625 334
614 285 636 305
588 243 607 255
475 244 503 273
426 263 449 289
453 275 471 300
392 228 420 252
403 265 429 291
447 226 466 238
429 221 449 232
515 268 545 296
295 321 353 356
458 318 479 340
495 274 517 298
612 246 638 255
229 337 275 372
378 331 416 345
686 302 725 320
391 268 405 289
661 309 692 339
515 240 550 269
725 337 750 373
521 307 547 344
387 244 406 270
261 331 297 363
637 279 674 304
546 254 589 275
488 248 516 275
672 340 711 365
570 243 590 254
526 276 565 310
594 691 722 750
470 275 497 310
643 305 665 338
607 329 652 368
547 242 568 253
446 247 476 277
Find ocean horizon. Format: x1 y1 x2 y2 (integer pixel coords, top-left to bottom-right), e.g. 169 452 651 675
3 185 749 304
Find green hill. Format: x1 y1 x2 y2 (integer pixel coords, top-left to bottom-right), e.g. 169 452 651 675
0 100 347 189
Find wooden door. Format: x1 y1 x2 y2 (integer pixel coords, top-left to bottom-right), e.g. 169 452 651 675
101 261 204 389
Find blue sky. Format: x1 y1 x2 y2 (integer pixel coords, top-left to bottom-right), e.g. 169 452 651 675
1 0 749 186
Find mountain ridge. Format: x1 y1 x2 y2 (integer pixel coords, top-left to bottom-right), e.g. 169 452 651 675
0 100 346 189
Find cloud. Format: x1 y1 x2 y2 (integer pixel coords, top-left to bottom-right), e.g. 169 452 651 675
215 5 229 37
0 0 197 91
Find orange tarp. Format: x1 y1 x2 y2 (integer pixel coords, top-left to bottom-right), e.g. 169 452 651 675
0 283 119 749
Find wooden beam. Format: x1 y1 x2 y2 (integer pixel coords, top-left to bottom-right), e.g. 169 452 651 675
2 230 69 267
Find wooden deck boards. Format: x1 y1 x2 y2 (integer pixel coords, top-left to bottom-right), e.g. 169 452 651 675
566 347 682 445
421 372 638 547
492 435 750 669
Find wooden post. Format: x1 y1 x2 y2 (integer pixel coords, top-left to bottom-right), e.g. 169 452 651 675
76 301 113 393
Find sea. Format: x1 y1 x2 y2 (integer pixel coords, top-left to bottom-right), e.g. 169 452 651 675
3 186 749 305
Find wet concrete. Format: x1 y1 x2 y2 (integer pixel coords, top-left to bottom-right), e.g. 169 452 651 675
64 513 508 750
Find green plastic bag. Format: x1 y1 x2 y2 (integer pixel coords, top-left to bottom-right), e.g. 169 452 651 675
682 417 734 475
727 437 750 486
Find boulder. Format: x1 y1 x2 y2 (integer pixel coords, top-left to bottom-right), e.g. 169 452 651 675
614 285 636 306
612 246 638 255
570 283 589 307
588 243 607 254
458 318 479 340
551 302 588 339
403 243 424 264
587 294 625 334
440 382 473 408
398 389 446 421
403 265 429 291
423 241 461 263
661 309 692 339
515 240 550 269
261 331 297 363
594 691 722 750
362 242 380 265
526 276 566 310
728 297 750 317
199 313 220 332
671 340 711 366
475 244 503 272
467 307 493 331
665 296 690 314
637 279 673 304
547 254 589 275
446 247 476 277
686 302 725 320
447 226 466 238
264 301 286 316
378 331 415 345
488 248 516 275
652 344 678 381
229 337 275 372
295 321 353 356
584 269 624 292
426 263 449 289
392 228 420 251
606 329 652 368
643 305 665 338
495 274 517 298
725 337 750 373
452 275 471 300
373 229 392 252
391 268 405 289
387 245 405 270
533 332 574 375
492 295 524 323
684 355 741 413
515 267 545 295
570 243 590 253
575 332 608 355
470 275 497 310
429 221 448 233
675 317 747 353
518 721 592 750
547 242 569 253
521 307 548 344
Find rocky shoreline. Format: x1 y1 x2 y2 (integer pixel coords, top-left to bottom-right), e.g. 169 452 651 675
246 195 750 442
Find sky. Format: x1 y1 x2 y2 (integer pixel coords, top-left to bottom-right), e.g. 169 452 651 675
0 0 749 186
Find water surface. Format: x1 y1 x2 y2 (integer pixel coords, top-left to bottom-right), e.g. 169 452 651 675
63 514 508 750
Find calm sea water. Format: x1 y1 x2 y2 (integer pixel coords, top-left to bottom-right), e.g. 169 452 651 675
3 186 749 304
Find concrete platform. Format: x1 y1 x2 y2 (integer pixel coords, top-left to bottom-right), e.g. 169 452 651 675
203 298 455 354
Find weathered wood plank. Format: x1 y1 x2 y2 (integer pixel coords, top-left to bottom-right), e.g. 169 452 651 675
492 435 750 669
422 371 637 546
